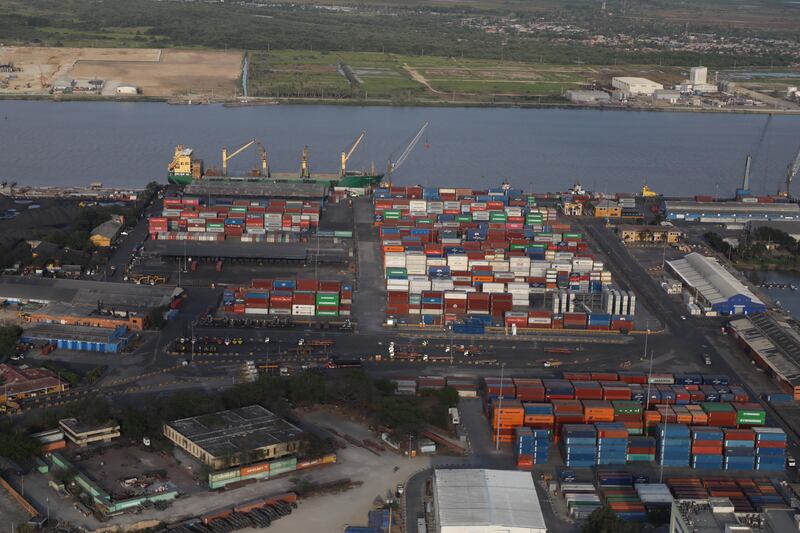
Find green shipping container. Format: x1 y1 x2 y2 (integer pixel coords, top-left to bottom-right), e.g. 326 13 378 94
510 243 528 250
701 402 734 413
316 310 339 316
489 213 507 222
386 267 408 276
736 411 766 425
230 206 248 213
416 218 433 224
333 230 353 238
564 233 583 239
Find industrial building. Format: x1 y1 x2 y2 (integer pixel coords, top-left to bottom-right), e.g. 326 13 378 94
690 67 708 85
565 90 610 104
0 277 180 331
748 220 800 241
90 215 124 248
21 324 131 353
0 364 68 403
663 200 800 222
617 224 683 244
163 405 303 471
728 313 800 400
653 89 681 103
59 417 121 447
666 253 766 315
669 497 797 533
611 77 664 96
432 469 547 533
143 240 348 263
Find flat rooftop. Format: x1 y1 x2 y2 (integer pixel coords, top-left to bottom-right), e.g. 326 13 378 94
0 277 178 312
184 179 328 199
166 405 303 458
60 417 120 435
143 240 348 262
22 323 126 343
434 469 547 532
664 200 800 216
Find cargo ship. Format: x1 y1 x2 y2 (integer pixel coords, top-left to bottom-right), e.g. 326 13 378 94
167 135 383 190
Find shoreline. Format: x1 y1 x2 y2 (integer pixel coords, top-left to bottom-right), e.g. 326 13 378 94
1 93 799 115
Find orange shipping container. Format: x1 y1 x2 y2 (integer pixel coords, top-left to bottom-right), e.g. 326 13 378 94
240 463 270 477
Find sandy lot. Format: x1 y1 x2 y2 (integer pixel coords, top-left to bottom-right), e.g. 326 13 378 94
0 47 242 97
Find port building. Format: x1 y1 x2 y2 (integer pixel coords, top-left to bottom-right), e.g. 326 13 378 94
728 313 800 400
21 324 131 353
163 405 303 471
666 253 766 315
663 200 800 222
617 225 683 244
0 364 68 404
432 469 547 533
59 417 121 447
565 90 610 104
0 277 180 331
611 77 663 96
90 215 124 248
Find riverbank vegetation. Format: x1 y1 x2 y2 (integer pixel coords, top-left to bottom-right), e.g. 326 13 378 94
705 229 800 270
2 0 797 68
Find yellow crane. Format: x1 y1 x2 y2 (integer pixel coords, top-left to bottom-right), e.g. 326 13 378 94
222 139 268 176
341 129 366 177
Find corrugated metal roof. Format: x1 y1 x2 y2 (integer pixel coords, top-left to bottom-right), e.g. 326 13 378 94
434 469 546 532
664 201 800 216
667 253 764 307
729 314 800 387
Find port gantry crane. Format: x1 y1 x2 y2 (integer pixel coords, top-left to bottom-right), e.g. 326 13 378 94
222 139 268 177
783 142 800 199
385 122 429 186
341 129 366 177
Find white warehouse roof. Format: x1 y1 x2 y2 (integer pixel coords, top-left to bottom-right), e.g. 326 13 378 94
434 469 547 533
667 252 763 307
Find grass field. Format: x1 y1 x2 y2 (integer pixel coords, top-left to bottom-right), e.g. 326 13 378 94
247 51 690 102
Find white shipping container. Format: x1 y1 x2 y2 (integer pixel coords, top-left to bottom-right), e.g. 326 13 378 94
482 282 506 293
244 307 271 315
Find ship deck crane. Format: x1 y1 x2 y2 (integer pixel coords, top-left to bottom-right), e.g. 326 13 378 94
784 142 800 199
222 139 268 176
386 122 429 186
341 130 366 177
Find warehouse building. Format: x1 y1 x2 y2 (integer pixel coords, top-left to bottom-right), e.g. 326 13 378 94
0 364 68 403
611 77 663 96
144 240 348 263
666 253 766 315
163 405 303 471
663 200 800 222
0 277 180 331
728 313 800 400
433 469 547 533
565 90 610 104
90 215 124 248
617 225 683 244
21 324 131 353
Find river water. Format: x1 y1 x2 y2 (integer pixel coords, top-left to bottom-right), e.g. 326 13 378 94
2 100 800 195
745 270 800 319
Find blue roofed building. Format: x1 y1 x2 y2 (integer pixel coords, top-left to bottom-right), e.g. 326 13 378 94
666 253 766 316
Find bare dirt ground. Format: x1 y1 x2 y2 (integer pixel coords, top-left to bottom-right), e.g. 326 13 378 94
68 445 204 499
0 47 242 98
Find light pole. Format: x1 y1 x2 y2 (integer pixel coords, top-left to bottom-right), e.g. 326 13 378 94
495 362 506 451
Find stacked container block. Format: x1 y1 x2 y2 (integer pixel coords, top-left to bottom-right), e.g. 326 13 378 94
656 423 691 467
753 427 786 472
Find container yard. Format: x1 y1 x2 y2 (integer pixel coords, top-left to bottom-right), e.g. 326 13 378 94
374 186 637 331
149 196 326 242
217 278 353 321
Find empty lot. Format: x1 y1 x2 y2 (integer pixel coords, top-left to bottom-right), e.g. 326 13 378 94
0 47 243 97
